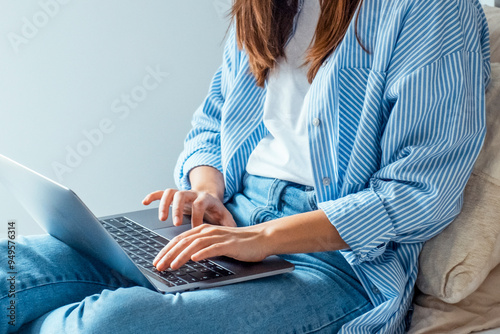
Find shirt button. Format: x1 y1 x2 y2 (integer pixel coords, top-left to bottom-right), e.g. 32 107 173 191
312 118 321 127
372 286 380 294
322 60 328 67
322 177 330 186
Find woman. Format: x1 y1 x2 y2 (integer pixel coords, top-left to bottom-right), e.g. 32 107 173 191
1 0 490 332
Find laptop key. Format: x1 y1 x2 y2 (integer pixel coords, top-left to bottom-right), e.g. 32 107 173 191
143 246 156 253
159 272 177 280
171 279 188 286
141 253 156 261
142 263 156 270
187 272 209 281
152 236 169 244
104 219 126 229
205 270 222 279
184 275 200 283
162 280 175 287
213 268 235 276
173 268 188 276
135 258 148 265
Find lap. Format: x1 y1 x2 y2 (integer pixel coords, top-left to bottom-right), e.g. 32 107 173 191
2 235 370 334
5 175 372 333
17 239 371 334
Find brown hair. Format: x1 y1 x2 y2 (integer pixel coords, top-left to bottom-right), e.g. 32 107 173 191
230 0 366 87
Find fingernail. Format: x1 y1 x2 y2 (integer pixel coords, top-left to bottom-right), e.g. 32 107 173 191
173 217 178 225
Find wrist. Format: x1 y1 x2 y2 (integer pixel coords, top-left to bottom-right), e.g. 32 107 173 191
190 186 223 202
188 166 225 201
252 222 276 258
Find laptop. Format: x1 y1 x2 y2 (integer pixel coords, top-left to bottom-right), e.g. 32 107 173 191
0 154 294 293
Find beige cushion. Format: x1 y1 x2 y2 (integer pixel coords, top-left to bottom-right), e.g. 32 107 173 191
416 62 500 304
409 263 500 334
484 5 500 63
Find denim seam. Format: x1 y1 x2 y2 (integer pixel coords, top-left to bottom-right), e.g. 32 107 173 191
268 179 290 215
0 280 125 300
248 178 287 225
249 206 281 225
308 192 318 211
303 301 373 334
266 178 282 210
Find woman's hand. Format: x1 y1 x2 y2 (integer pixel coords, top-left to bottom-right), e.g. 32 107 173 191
142 189 236 228
153 224 269 271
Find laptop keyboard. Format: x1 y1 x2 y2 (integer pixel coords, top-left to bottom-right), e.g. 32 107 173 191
99 217 234 288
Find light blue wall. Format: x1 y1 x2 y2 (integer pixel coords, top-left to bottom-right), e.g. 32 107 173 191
0 0 232 238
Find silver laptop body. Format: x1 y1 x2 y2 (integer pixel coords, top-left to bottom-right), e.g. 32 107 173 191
0 154 294 293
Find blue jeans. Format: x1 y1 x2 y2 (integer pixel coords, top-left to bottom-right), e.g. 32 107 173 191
0 174 372 333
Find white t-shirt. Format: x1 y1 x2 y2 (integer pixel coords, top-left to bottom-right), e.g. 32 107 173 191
245 0 320 186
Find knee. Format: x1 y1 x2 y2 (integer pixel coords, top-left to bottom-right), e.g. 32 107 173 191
2 235 74 272
77 287 167 332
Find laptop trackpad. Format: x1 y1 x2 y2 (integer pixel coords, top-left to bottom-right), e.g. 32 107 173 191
154 225 191 240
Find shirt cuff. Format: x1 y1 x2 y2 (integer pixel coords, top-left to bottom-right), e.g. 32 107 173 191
176 150 223 191
317 188 396 265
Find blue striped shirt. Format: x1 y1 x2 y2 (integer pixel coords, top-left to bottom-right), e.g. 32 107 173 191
174 0 491 332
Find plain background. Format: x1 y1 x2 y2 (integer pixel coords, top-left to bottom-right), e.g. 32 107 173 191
0 0 495 239
0 0 232 238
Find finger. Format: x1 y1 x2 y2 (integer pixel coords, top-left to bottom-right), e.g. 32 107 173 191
163 226 222 268
169 236 221 269
220 212 237 227
156 235 201 271
204 208 236 227
172 191 197 226
153 225 206 266
153 237 188 270
153 242 175 268
190 196 210 228
191 242 227 262
159 189 177 221
142 191 164 205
